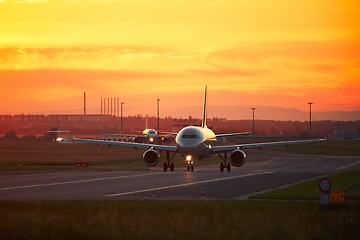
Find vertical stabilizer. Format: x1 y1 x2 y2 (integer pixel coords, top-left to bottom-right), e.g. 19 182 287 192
201 86 207 128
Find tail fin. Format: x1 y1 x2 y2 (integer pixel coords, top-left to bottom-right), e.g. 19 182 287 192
201 86 207 128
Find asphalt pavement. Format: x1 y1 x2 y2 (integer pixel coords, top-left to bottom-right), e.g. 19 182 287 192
0 150 359 200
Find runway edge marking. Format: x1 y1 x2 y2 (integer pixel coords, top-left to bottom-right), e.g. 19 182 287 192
105 171 275 198
0 172 163 191
235 172 333 200
337 160 360 170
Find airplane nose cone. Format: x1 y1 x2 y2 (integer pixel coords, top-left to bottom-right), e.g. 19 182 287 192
177 139 201 148
176 143 208 160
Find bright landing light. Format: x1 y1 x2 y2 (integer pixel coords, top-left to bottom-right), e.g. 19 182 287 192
186 155 192 162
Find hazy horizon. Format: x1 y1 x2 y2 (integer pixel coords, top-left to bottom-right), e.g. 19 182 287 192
2 104 359 121
1 1 359 117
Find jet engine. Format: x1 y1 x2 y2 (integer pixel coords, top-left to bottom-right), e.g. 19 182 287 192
230 149 246 167
143 148 160 167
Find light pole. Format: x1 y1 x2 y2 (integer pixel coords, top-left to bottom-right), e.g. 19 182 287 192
83 92 86 115
251 108 256 134
308 102 313 134
121 102 125 134
157 98 160 132
117 98 119 117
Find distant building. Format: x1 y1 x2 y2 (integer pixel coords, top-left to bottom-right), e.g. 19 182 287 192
46 114 113 122
0 115 12 122
0 114 114 122
172 117 199 132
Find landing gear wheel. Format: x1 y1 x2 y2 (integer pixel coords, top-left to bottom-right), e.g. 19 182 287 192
226 162 231 172
191 165 194 172
187 165 194 172
220 162 224 172
165 152 176 172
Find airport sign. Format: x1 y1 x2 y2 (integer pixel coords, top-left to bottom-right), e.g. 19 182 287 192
319 177 331 193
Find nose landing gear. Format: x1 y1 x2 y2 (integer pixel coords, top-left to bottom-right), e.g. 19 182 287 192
187 162 194 172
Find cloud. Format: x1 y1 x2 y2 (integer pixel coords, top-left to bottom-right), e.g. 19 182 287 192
0 41 359 113
0 68 180 86
7 0 48 3
0 46 196 71
201 41 360 77
187 67 266 78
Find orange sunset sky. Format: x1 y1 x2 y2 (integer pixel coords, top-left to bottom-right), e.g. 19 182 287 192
0 0 359 120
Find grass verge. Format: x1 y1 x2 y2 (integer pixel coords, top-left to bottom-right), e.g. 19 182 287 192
269 140 360 156
0 142 219 171
251 171 360 201
1 140 359 171
0 200 359 240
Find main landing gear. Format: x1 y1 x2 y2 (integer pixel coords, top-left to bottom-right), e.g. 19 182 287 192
163 152 176 172
220 162 231 172
218 152 231 172
163 162 174 172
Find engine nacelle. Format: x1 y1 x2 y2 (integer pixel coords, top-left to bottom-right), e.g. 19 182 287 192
230 149 246 167
143 148 160 167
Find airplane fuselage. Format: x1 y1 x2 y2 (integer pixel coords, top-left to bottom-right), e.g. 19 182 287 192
143 129 158 137
175 126 216 160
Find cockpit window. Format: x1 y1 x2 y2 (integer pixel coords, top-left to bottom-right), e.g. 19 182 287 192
182 134 198 139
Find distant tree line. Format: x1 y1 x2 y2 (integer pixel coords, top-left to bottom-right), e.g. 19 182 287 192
0 129 57 142
0 117 359 138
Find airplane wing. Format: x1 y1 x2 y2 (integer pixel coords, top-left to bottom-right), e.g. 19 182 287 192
47 130 71 133
211 138 326 153
102 133 138 138
73 137 177 152
159 131 178 136
214 132 252 138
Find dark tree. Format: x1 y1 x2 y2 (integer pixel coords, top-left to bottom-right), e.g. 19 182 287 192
2 130 19 141
39 128 58 142
21 135 38 142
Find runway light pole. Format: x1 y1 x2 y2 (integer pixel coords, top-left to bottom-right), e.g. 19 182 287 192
308 102 313 134
157 98 160 132
121 102 125 134
251 108 256 134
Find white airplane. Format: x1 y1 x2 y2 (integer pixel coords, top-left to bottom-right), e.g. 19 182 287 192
74 86 325 172
48 130 73 143
132 115 170 143
99 116 172 143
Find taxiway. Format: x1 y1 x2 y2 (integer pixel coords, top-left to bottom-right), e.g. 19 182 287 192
0 150 359 200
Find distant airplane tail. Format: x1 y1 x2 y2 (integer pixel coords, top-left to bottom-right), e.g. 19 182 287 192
201 86 207 128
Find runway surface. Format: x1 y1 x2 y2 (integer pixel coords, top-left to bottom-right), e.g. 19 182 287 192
1 150 359 200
